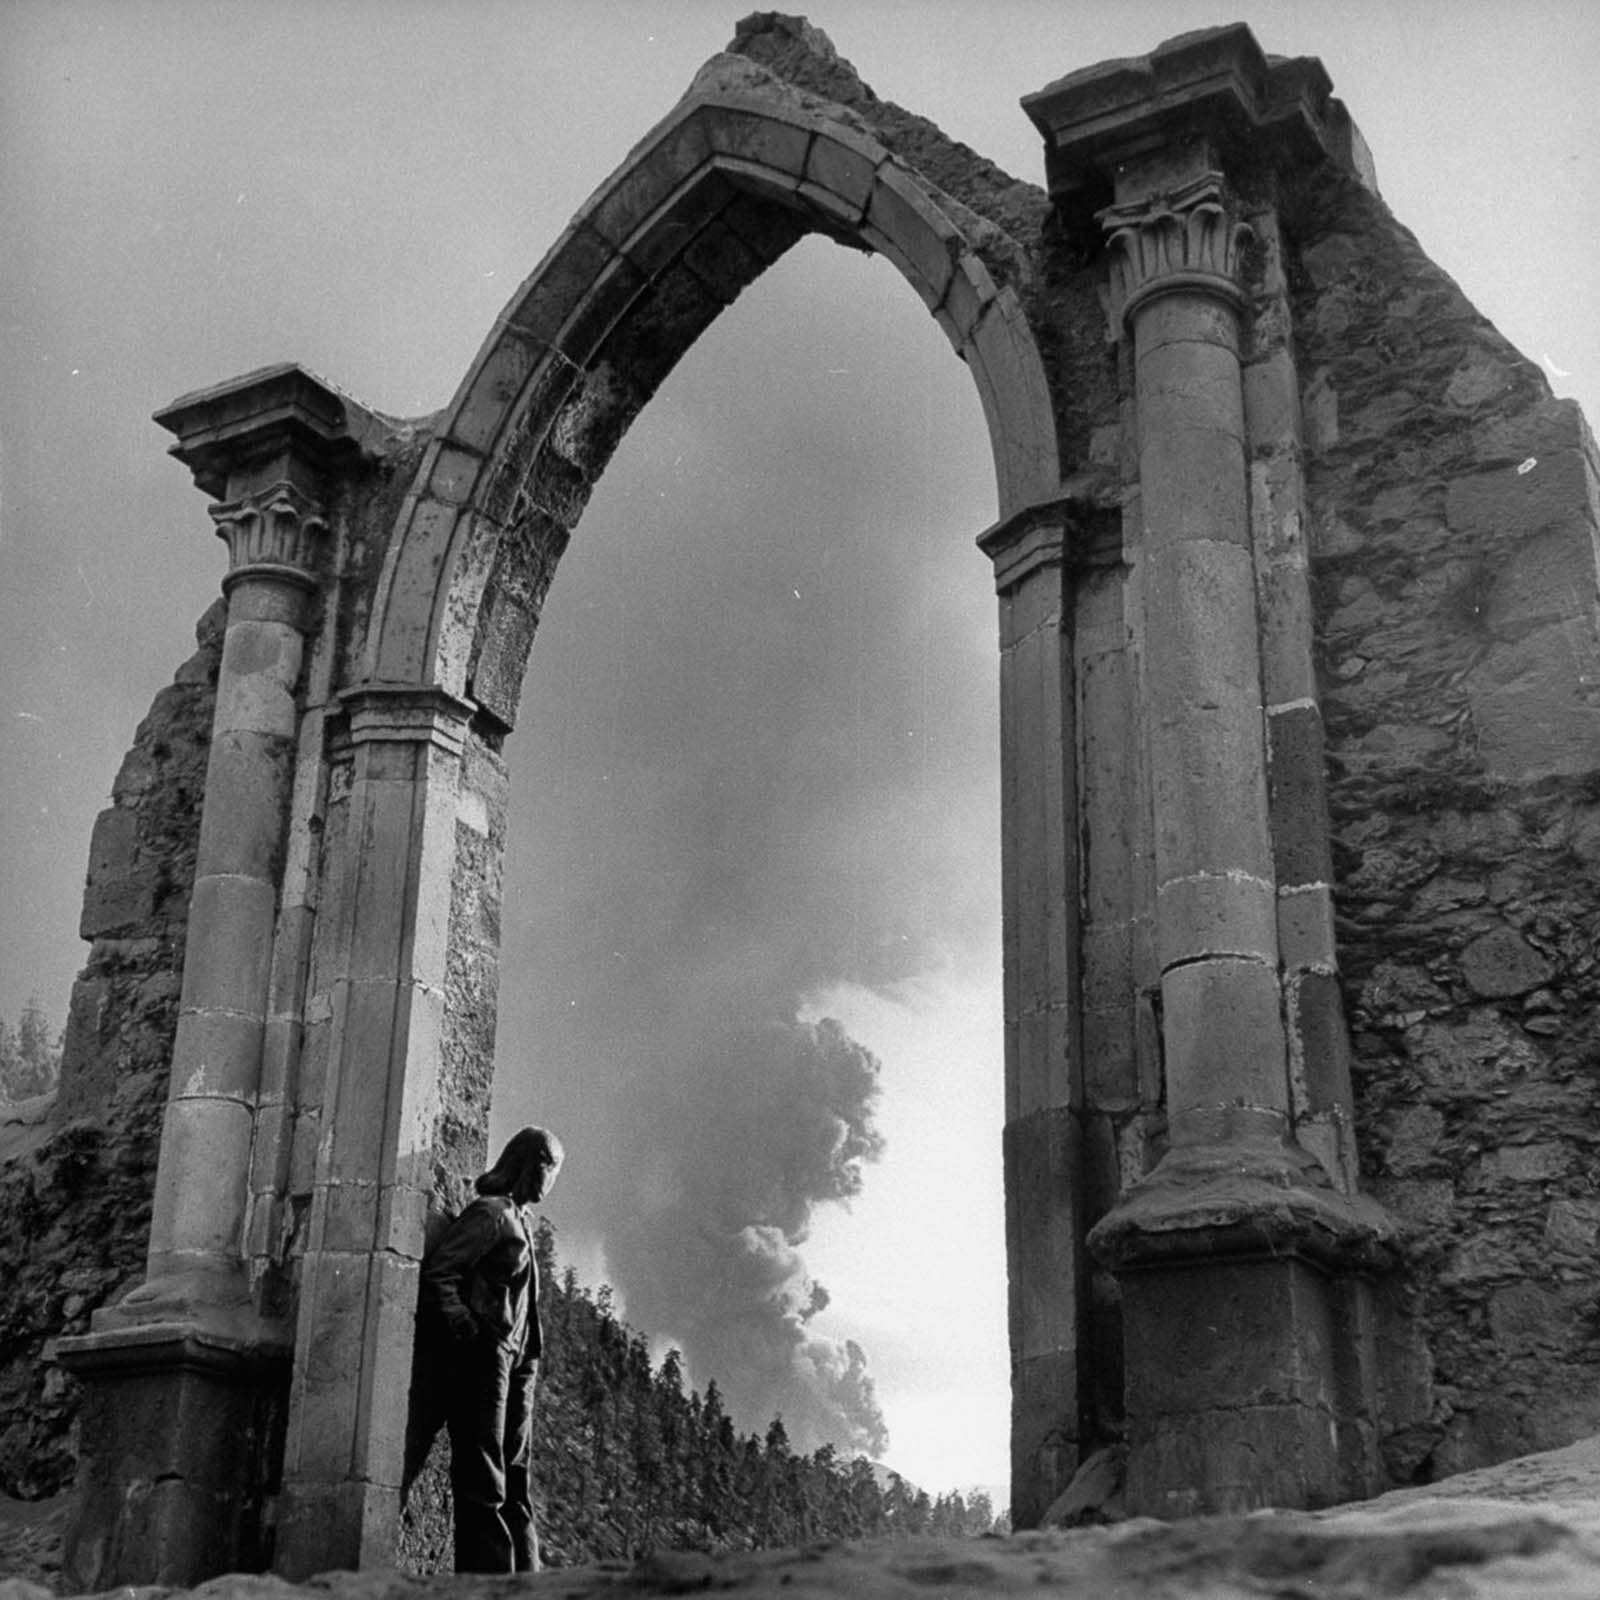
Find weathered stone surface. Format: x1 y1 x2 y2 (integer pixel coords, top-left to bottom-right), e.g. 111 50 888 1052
1286 140 1600 1482
0 604 223 1500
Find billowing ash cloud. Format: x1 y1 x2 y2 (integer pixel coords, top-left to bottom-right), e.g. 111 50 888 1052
599 1015 889 1455
491 243 999 1458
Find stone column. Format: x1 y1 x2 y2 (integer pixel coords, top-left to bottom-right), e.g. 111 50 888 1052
1107 170 1284 1154
56 367 374 1590
138 482 324 1312
979 503 1084 1529
273 685 477 1577
1023 26 1396 1518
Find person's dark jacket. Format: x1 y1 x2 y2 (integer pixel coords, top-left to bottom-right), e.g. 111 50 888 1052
420 1195 541 1360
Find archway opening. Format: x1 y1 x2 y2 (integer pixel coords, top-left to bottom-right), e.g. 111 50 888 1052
488 233 1008 1497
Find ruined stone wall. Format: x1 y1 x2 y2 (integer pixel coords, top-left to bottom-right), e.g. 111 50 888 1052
0 603 223 1496
1287 173 1600 1480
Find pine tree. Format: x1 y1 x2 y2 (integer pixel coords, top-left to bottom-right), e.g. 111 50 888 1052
0 998 61 1101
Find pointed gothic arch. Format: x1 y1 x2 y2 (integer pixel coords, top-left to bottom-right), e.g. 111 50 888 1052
362 77 1062 715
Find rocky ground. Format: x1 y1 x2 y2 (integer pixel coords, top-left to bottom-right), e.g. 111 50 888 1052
6 1437 1600 1598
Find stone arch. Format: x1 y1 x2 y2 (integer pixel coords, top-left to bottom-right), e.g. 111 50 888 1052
362 76 1062 719
253 73 1066 1575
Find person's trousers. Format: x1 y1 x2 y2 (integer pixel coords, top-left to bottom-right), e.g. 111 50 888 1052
406 1322 539 1573
446 1335 540 1572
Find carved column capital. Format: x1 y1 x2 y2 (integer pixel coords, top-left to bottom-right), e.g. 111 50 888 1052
1099 172 1253 330
210 481 329 593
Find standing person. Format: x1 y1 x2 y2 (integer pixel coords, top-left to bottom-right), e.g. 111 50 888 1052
417 1126 565 1572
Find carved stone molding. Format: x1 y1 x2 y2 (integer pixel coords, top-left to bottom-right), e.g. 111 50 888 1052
1100 172 1253 330
210 481 328 591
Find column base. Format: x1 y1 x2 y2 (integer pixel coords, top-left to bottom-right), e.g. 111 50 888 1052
1089 1137 1398 1518
54 1317 290 1590
1010 1348 1081 1530
274 1477 402 1581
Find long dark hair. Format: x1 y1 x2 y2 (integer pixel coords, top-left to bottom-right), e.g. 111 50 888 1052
476 1126 564 1196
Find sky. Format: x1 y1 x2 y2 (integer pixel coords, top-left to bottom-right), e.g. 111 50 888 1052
2 0 1596 1500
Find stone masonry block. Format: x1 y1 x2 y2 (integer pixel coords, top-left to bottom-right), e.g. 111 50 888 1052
543 248 648 376
384 983 447 1187
858 217 942 312
1161 956 1287 1119
679 215 766 306
180 874 277 1016
699 103 813 176
866 165 956 310
1482 522 1600 644
1121 1256 1336 1416
475 367 586 531
56 974 114 1118
997 559 1063 647
1004 1105 1085 1359
1013 1005 1074 1121
1010 1346 1081 1530
168 1007 267 1101
504 223 615 346
1446 448 1595 546
1082 1109 1122 1215
1290 969 1355 1119
804 129 881 219
584 114 714 249
964 297 1063 518
1080 666 1135 900
354 1250 422 1486
718 189 810 267
1138 424 1249 547
1470 623 1600 780
618 168 735 280
1267 701 1335 889
194 733 297 881
214 633 302 742
326 981 404 1170
80 806 155 939
267 901 318 1018
1136 342 1245 441
715 155 808 216
1156 870 1277 970
371 497 463 687
275 1473 400 1582
1082 1003 1138 1110
377 1181 430 1261
941 256 1000 344
1276 884 1337 974
1254 553 1318 711
319 1179 380 1255
1134 292 1240 359
1243 346 1303 449
445 327 545 455
1148 701 1273 886
289 1250 375 1478
424 443 486 508
795 178 862 232
149 1096 253 1262
1127 1402 1342 1517
1080 922 1133 1015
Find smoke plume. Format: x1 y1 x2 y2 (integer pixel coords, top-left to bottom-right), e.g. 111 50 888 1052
492 240 999 1458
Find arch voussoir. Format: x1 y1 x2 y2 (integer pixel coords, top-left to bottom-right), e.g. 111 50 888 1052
960 292 1061 516
860 163 962 311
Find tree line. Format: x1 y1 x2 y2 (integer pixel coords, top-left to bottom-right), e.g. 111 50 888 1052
0 1000 61 1103
526 1218 1003 1563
